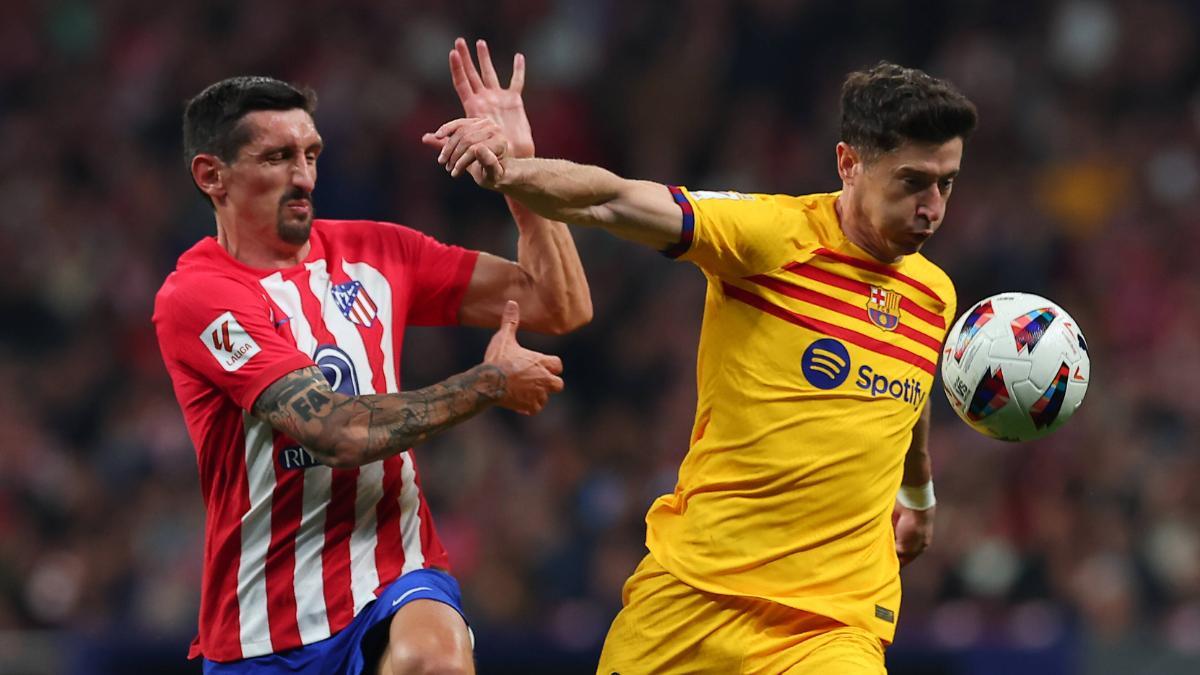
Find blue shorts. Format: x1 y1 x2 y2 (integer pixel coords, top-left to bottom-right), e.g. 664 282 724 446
203 568 466 675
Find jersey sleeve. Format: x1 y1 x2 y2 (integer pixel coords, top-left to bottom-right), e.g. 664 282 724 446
662 186 810 278
377 223 479 326
153 274 315 411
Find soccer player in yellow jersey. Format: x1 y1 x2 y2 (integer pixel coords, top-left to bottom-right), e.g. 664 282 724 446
428 59 978 673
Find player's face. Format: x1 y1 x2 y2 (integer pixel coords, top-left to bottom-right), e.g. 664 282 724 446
854 137 962 260
223 109 323 246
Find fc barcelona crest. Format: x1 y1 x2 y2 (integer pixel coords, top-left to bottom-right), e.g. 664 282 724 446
867 286 901 331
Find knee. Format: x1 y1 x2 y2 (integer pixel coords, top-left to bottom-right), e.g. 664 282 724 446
386 637 472 675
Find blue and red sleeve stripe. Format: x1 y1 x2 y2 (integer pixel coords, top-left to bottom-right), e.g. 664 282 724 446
660 185 695 259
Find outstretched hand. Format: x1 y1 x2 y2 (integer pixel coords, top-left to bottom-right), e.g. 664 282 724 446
421 118 508 187
449 37 534 158
483 300 564 415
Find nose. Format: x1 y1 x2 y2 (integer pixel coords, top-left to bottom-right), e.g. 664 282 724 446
291 157 316 192
915 185 945 227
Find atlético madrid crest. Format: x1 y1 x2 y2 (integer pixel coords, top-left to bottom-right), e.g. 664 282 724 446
867 286 901 331
331 280 378 328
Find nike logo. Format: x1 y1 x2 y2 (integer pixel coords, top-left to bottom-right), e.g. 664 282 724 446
274 316 292 328
392 586 433 607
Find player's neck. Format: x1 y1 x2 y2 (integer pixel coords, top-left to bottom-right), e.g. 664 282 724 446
216 218 311 270
834 195 900 265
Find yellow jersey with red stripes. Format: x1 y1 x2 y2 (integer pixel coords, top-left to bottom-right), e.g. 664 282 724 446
646 187 956 643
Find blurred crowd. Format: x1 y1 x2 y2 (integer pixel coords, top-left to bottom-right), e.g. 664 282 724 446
1 0 1199 673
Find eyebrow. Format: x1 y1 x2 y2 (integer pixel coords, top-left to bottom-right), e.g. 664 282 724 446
253 139 325 156
895 166 959 180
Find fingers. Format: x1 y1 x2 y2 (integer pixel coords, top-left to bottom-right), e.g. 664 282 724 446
438 120 506 173
500 300 520 335
453 37 518 94
497 365 565 415
897 540 926 566
433 117 505 176
517 388 549 416
437 121 477 166
430 118 471 143
476 39 501 88
448 49 474 102
512 370 562 415
478 146 505 183
451 143 485 178
540 354 563 375
894 524 931 568
454 143 505 181
454 37 484 93
484 300 520 362
510 53 525 93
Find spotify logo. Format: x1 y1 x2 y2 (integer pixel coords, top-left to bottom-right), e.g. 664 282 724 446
801 338 851 389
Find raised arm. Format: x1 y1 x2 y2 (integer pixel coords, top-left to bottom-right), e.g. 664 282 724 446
444 38 592 334
425 119 685 252
504 158 684 250
252 301 563 468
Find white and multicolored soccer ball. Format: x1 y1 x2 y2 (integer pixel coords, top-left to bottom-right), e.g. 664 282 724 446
941 292 1090 441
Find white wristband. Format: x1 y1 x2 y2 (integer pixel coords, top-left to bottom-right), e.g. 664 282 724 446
897 481 937 510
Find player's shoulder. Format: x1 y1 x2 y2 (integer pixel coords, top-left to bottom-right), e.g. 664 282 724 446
772 191 841 243
156 238 224 300
312 218 447 258
901 252 957 311
757 190 839 226
688 189 838 234
153 239 264 322
313 218 427 242
688 189 835 212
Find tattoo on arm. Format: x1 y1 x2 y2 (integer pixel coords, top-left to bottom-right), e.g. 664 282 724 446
252 365 507 467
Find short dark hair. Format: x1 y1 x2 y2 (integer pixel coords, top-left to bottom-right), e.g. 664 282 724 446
182 76 317 168
840 62 977 160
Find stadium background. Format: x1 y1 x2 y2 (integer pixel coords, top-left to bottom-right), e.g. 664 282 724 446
2 0 1198 673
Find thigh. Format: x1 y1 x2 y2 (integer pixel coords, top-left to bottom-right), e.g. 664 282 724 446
377 598 474 675
351 568 472 675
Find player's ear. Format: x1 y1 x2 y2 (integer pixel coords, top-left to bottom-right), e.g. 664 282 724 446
836 142 860 185
192 154 227 202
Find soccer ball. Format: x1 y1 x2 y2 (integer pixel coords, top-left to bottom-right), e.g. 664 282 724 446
941 292 1090 441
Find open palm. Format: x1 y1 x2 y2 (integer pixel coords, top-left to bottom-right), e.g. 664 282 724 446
449 38 535 158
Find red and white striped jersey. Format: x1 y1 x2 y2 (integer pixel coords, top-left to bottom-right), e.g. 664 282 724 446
152 219 479 662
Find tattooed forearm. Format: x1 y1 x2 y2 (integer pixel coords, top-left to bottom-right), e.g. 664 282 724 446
291 388 331 421
355 366 507 457
252 365 507 468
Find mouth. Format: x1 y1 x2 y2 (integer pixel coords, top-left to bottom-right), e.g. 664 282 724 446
284 200 312 216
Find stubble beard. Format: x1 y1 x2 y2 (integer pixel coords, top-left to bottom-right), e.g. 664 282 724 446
277 211 312 246
277 189 314 245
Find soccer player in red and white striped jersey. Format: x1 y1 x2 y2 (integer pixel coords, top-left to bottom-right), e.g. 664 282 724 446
153 41 590 674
